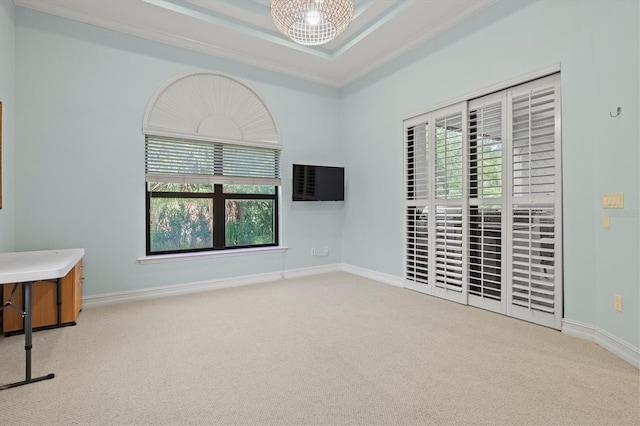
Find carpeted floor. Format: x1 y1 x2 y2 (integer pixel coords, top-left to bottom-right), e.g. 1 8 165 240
1 272 638 425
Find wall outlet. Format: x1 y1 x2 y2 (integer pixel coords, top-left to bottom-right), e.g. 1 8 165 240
310 247 316 256
323 246 329 255
614 294 623 312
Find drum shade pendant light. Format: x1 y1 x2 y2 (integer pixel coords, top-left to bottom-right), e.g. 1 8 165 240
271 0 355 46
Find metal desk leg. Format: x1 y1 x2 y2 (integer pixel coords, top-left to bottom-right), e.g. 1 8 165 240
4 278 76 338
0 281 55 391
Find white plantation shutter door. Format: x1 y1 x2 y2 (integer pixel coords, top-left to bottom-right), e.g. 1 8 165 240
404 72 562 329
433 106 467 304
405 120 430 292
507 74 562 329
467 93 507 314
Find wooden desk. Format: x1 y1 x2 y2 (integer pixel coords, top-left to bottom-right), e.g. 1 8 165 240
0 248 84 390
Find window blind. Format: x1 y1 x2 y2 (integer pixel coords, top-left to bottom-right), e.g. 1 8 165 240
145 136 281 186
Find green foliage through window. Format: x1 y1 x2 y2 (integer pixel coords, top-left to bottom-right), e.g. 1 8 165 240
225 200 275 246
149 198 213 252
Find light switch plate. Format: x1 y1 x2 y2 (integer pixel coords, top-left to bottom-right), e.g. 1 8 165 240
603 193 624 209
603 213 610 229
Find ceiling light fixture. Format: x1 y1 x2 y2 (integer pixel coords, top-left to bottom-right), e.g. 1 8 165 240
271 0 355 46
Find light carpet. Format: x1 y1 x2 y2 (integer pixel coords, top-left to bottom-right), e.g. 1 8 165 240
0 272 638 425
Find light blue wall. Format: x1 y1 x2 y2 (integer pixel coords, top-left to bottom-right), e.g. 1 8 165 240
11 1 639 350
591 1 640 349
341 0 639 347
14 8 344 295
0 0 15 252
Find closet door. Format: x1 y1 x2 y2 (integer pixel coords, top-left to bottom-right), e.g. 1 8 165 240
432 104 467 304
506 74 563 329
467 93 507 314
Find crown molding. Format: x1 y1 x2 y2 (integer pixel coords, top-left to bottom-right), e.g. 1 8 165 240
14 0 500 89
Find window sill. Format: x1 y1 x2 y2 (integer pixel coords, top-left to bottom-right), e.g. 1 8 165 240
138 246 288 265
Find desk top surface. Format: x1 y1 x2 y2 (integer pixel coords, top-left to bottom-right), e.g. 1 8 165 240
0 249 84 284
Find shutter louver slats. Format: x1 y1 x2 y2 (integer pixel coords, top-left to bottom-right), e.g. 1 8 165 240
468 205 502 302
511 205 556 313
406 206 429 285
406 123 429 201
435 206 464 292
512 85 556 199
436 114 463 200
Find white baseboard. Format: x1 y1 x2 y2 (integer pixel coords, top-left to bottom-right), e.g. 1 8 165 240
83 271 285 308
340 263 405 287
562 319 639 369
284 263 342 279
83 263 343 308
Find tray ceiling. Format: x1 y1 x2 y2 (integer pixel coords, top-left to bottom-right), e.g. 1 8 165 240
14 0 500 87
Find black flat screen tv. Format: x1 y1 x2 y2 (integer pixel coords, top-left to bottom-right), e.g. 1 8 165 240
292 164 344 201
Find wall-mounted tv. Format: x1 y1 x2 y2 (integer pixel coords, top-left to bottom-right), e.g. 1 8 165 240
292 164 344 201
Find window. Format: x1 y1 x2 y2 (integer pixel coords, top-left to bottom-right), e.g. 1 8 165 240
142 71 282 256
404 73 562 329
145 137 280 255
146 183 278 254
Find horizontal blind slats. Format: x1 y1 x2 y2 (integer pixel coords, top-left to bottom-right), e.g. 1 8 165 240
146 135 281 185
